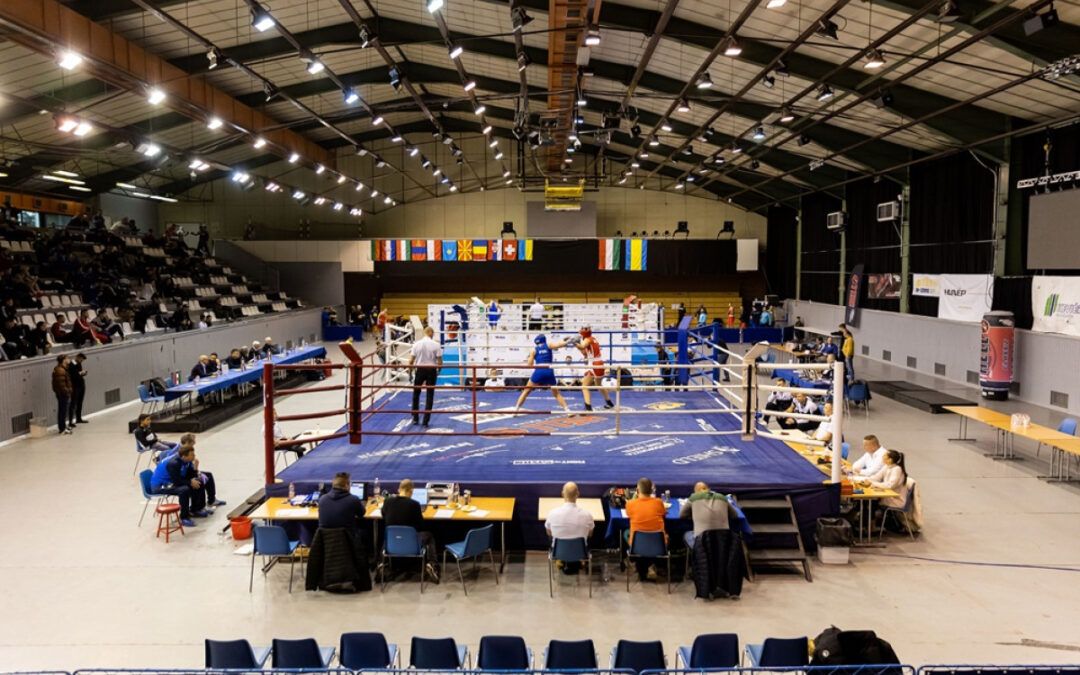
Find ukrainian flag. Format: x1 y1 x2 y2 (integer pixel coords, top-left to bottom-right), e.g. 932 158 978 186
624 238 647 271
522 239 534 261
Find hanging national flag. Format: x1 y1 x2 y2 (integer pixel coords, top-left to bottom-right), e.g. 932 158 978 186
624 238 648 271
502 239 518 261
397 240 410 261
472 239 487 260
598 239 623 270
370 240 378 262
442 240 457 261
427 239 440 261
411 240 427 261
488 239 501 261
457 239 472 261
522 239 534 261
383 240 393 261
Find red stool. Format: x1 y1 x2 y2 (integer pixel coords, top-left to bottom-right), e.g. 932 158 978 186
156 503 184 542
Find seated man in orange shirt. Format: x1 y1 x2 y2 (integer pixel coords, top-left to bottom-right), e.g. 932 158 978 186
625 476 668 582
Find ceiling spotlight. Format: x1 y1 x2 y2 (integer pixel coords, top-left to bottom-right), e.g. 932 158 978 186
568 133 578 142
482 125 493 135
675 182 684 189
139 142 162 157
384 195 393 204
564 157 573 164
864 49 886 69
474 105 486 115
371 115 384 126
116 182 137 189
344 88 360 104
388 67 401 90
517 52 531 71
356 181 365 191
631 161 640 168
251 4 275 31
618 177 627 184
731 144 742 154
639 151 649 158
649 137 660 146
337 174 347 184
315 164 326 174
871 89 895 109
265 182 280 192
503 170 511 177
495 151 504 160
752 126 766 140
409 146 420 157
937 0 961 22
147 88 166 105
188 159 210 171
371 189 379 196
585 24 601 46
775 60 790 77
779 107 795 122
207 117 223 130
357 147 368 156
766 0 786 7
490 139 499 148
817 84 834 101
58 51 83 70
288 153 300 163
577 94 587 106
797 135 811 146
333 202 344 211
427 0 444 13
511 7 534 32
231 170 250 183
253 137 266 149
263 82 279 102
686 176 695 182
751 159 761 169
697 72 713 89
443 136 454 145
206 47 221 70
306 58 325 75
449 185 458 192
682 145 693 155
464 80 477 92
449 44 464 59
433 169 441 177
359 25 375 47
762 74 776 89
817 17 839 40
391 135 403 143
421 158 432 168
630 124 642 138
713 155 725 164
723 37 742 57
376 159 387 168
676 99 691 113
441 176 450 183
314 197 326 205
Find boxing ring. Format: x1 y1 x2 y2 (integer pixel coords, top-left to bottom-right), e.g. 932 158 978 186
261 329 846 549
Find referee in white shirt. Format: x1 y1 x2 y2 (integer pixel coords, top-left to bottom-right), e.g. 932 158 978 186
408 326 443 427
528 298 544 331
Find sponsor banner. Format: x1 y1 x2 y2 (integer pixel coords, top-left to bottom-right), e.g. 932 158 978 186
938 274 993 323
867 273 901 299
912 273 940 297
1032 276 1080 337
845 263 864 326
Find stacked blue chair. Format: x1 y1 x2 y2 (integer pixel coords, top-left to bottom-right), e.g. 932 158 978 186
383 525 427 593
271 637 335 668
626 530 671 593
548 537 592 598
611 639 666 674
204 639 271 668
249 525 300 593
677 633 739 669
745 636 809 666
544 639 598 670
477 635 532 670
410 636 469 669
137 469 174 527
340 632 399 669
443 523 499 596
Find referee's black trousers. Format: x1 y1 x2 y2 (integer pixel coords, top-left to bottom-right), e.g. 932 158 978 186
412 366 438 425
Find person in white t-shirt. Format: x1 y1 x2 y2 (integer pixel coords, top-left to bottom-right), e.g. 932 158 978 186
811 402 836 443
484 368 505 391
544 481 594 574
852 434 888 476
408 326 443 427
779 393 819 432
528 299 544 331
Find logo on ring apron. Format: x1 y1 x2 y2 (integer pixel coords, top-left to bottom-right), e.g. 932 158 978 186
645 401 685 411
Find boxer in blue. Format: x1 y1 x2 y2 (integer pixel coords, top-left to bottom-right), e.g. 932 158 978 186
514 334 571 412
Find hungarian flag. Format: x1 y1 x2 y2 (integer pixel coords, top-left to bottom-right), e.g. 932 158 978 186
442 240 457 261
624 238 648 271
599 239 622 270
522 239 534 261
370 240 379 262
502 239 518 261
488 240 501 260
457 239 472 261
426 240 440 261
397 240 410 261
472 239 487 260
411 239 427 261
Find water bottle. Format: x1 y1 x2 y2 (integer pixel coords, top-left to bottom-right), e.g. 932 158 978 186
373 477 380 501
288 482 295 500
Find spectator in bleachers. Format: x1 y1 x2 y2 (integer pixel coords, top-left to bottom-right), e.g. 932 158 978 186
50 315 76 344
67 353 88 426
29 321 50 356
170 303 193 332
51 355 73 435
262 337 280 357
92 308 124 341
72 309 108 346
696 304 708 327
1 318 29 359
196 225 210 255
1 297 17 324
90 209 105 231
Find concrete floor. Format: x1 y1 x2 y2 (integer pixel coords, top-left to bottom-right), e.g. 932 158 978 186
2 338 1079 670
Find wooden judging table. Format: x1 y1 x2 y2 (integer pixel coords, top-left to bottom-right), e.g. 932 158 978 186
537 497 606 522
944 405 1079 463
250 496 515 571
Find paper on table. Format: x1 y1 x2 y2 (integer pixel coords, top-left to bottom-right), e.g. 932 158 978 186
433 509 456 519
467 509 490 518
369 508 382 518
276 508 312 516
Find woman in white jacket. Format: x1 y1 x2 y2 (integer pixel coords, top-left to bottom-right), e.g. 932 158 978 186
858 449 908 509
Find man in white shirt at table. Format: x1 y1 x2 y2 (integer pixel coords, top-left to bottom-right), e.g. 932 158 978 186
528 298 544 331
408 326 442 428
544 481 594 575
851 434 888 476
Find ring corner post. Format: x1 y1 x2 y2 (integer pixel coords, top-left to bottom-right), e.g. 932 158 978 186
831 359 845 483
348 360 363 444
262 361 275 486
676 317 690 387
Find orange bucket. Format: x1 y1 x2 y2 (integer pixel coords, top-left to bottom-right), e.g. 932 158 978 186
230 516 252 540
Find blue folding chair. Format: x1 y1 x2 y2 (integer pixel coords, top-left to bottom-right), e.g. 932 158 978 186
879 479 918 540
544 639 598 670
138 384 164 415
626 530 670 593
745 636 809 667
443 523 498 595
610 639 666 674
271 637 335 668
477 635 532 670
249 525 300 593
339 632 399 669
410 636 469 669
845 381 871 417
133 437 155 475
677 633 739 669
548 537 591 598
137 469 174 527
842 441 850 460
382 525 427 593
204 638 271 668
1037 418 1077 457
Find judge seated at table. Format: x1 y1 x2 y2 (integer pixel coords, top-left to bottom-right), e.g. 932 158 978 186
544 481 594 575
318 472 367 534
382 478 439 582
264 409 306 458
188 355 210 381
857 449 909 515
763 377 792 424
625 477 667 582
779 393 820 432
224 348 243 370
851 435 888 477
810 402 836 444
679 482 740 539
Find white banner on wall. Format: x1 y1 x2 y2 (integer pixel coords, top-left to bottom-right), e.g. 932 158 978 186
937 274 994 322
1032 276 1080 337
912 273 940 297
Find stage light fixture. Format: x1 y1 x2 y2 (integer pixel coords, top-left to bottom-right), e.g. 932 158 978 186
409 146 419 157
371 115 384 126
585 25 601 46
483 125 493 135
864 49 886 69
315 164 326 174
490 139 499 148
936 0 961 22
263 82 279 102
253 137 266 149
649 137 660 146
697 72 714 89
427 0 444 13
731 144 742 154
337 174 347 184
391 135 403 143
344 88 360 104
449 44 464 59
797 135 811 146
206 47 221 70
817 17 839 39
474 105 486 115
767 0 786 7
817 84 834 101
207 117 223 130
752 126 766 140
511 7 534 31
517 52 531 71
495 151 504 159
389 67 401 90
251 4 275 31
138 142 162 157
723 37 742 57
779 107 795 122
464 80 477 92
775 60 790 77
147 88 166 105
676 99 691 113
675 182 684 189
871 90 894 109
751 159 761 169
58 51 83 70
762 74 776 89
359 25 375 47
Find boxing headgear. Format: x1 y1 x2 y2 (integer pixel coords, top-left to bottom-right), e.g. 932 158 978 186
534 335 547 346
579 326 592 339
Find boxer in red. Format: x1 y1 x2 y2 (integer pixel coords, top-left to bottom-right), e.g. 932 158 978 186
576 326 614 412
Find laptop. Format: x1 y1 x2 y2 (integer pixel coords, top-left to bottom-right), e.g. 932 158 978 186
350 482 365 500
411 487 428 508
